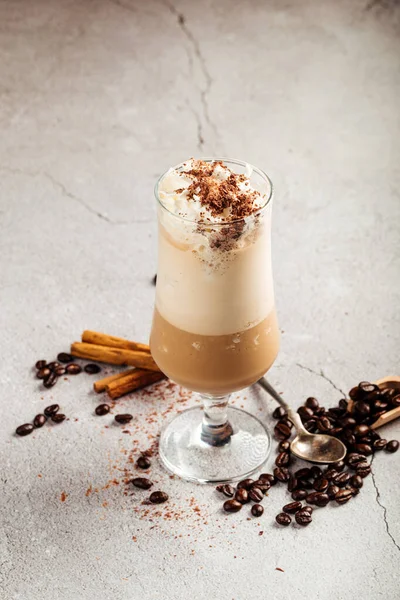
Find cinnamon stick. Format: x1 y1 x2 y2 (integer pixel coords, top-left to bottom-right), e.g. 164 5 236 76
70 342 160 371
82 330 150 354
93 368 137 393
106 369 166 400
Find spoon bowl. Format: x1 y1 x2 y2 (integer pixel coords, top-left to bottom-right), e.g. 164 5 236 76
290 432 346 464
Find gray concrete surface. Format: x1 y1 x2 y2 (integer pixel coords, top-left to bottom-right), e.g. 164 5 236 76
1 0 400 598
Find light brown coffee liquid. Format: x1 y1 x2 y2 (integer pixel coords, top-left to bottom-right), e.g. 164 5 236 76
150 308 279 396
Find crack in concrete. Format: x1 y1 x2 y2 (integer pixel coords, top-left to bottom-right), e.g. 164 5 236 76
186 101 204 151
371 455 400 553
0 166 153 225
296 363 346 396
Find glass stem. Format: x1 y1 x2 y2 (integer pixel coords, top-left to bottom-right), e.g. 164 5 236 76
200 395 233 446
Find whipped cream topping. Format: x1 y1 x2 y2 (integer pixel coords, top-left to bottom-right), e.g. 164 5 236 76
158 159 267 223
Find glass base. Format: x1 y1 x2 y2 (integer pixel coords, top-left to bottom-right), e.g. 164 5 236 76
159 406 271 483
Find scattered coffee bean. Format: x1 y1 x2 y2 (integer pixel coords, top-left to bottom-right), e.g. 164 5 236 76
295 509 312 526
43 373 57 388
353 401 370 419
275 452 290 467
33 414 47 428
216 484 235 498
327 484 340 499
95 404 110 416
354 424 370 437
356 462 371 478
283 501 302 514
237 478 255 490
358 381 378 395
315 493 330 507
272 406 286 420
259 473 277 486
354 443 373 456
332 460 345 472
295 468 311 479
350 475 363 489
115 414 133 424
302 505 313 513
313 478 329 492
310 466 322 479
251 504 264 517
35 360 47 370
305 397 319 410
298 406 314 421
278 440 291 452
373 439 387 451
306 492 319 505
335 489 353 504
347 453 366 468
287 475 298 492
332 472 351 487
149 491 168 504
66 363 82 375
51 413 66 423
47 361 61 371
136 455 151 469
235 488 249 504
292 489 308 501
16 423 34 436
248 487 263 503
37 367 51 380
276 512 291 526
274 422 291 440
132 477 153 490
317 416 333 432
273 467 290 483
44 404 59 416
223 499 242 513
84 363 101 374
57 353 74 364
386 440 399 454
252 479 271 493
54 366 66 376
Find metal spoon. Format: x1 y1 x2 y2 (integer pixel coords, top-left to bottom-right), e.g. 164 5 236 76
257 377 347 464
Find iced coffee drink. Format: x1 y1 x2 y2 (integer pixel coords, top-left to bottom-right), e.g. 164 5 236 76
151 158 277 482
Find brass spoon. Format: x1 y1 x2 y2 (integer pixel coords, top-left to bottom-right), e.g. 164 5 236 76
257 377 347 464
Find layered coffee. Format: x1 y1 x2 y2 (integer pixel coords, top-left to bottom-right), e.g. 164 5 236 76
150 158 279 396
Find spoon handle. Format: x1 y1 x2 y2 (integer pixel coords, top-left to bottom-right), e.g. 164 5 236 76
257 377 306 433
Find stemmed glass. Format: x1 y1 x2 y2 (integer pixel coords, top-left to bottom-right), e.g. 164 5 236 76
150 158 279 483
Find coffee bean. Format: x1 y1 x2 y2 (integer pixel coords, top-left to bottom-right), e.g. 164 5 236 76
373 439 387 451
248 487 263 503
95 404 110 416
354 443 372 456
283 501 302 514
339 398 348 411
310 466 322 479
16 423 34 436
252 479 270 492
302 505 313 514
237 478 255 490
358 381 378 395
332 472 351 487
314 406 326 416
350 475 363 489
305 397 319 410
33 414 47 428
347 453 366 468
275 452 290 467
349 386 360 400
305 419 318 433
223 499 242 513
259 473 277 486
136 455 151 469
66 363 82 375
54 366 66 376
373 399 389 411
353 401 370 419
37 367 51 380
342 430 356 446
44 404 59 416
278 440 291 452
305 492 319 505
317 416 333 432
356 462 371 478
313 478 329 492
295 509 312 526
274 422 291 440
292 489 308 501
386 440 399 453
391 394 400 407
298 478 313 490
324 468 338 481
51 413 66 423
43 373 57 388
272 406 286 420
115 414 133 424
216 484 235 498
335 489 352 504
57 353 74 364
332 460 345 472
330 427 344 436
340 416 357 428
354 424 370 437
251 504 264 517
35 360 47 370
279 418 293 430
287 475 298 492
314 493 330 507
84 363 101 374
298 406 314 421
47 361 61 371
276 513 291 526
273 467 290 483
295 468 311 479
149 491 168 504
350 487 360 496
235 488 249 504
327 484 340 499
132 477 153 490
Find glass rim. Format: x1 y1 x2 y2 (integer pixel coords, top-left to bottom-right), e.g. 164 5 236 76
154 157 274 226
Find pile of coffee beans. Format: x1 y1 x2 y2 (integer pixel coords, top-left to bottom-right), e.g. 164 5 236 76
34 353 101 390
219 381 399 527
16 404 66 436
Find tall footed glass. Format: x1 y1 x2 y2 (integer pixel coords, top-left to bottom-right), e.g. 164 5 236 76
150 159 279 483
